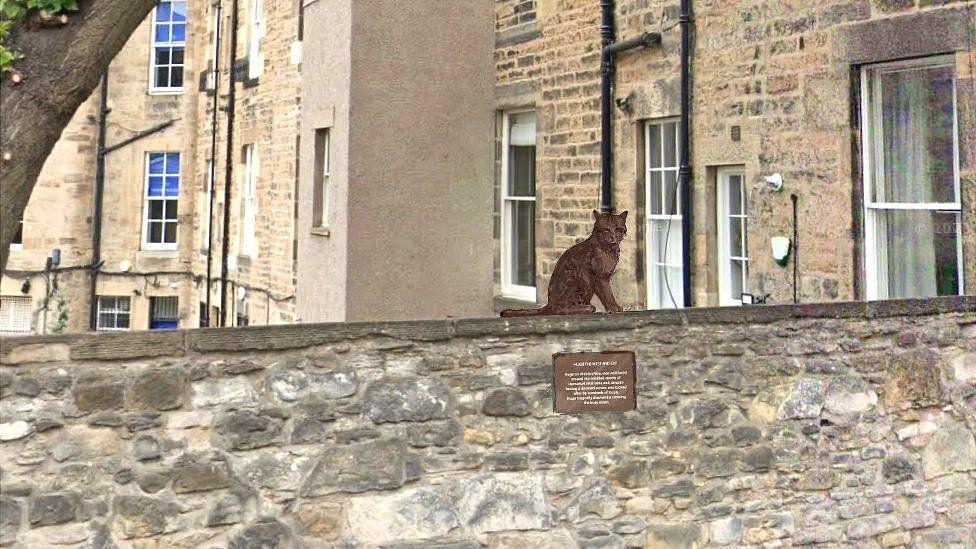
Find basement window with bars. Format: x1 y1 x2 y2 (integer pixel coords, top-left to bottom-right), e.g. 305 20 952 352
501 111 537 301
96 296 131 331
0 296 32 335
150 0 187 93
861 55 964 300
143 152 180 250
150 296 179 330
645 119 684 309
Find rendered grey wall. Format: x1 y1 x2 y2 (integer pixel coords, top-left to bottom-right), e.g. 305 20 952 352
345 0 495 321
297 0 352 323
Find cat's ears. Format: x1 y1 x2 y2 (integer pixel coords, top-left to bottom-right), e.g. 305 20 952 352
592 210 629 221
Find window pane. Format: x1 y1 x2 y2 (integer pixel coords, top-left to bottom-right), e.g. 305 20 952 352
730 217 743 257
656 265 682 309
171 48 185 66
148 177 164 197
649 171 662 215
171 67 184 88
98 313 113 329
164 176 180 196
155 67 170 88
164 222 178 244
172 23 185 42
149 153 165 174
171 1 186 22
663 171 679 215
511 201 535 286
149 201 164 219
118 298 130 312
155 48 171 66
157 2 172 22
877 64 957 204
729 175 743 215
881 210 959 298
117 313 130 329
165 200 178 219
663 123 677 168
165 153 180 174
649 125 661 169
155 24 170 42
509 112 536 146
654 219 682 266
730 260 744 301
149 221 163 243
509 146 536 197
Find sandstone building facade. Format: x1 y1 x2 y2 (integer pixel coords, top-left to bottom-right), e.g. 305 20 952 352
491 0 975 312
1 0 302 335
3 1 974 332
294 0 974 322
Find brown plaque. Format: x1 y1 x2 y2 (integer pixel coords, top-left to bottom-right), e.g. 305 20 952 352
553 351 636 413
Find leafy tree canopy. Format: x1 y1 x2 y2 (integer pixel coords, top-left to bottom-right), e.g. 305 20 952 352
0 0 79 71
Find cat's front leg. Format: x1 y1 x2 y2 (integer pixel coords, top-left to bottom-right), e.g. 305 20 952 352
594 277 623 314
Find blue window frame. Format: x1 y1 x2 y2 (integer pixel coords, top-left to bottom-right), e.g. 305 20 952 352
144 152 180 249
150 0 187 92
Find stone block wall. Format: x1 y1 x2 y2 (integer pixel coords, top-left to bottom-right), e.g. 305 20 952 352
0 296 974 547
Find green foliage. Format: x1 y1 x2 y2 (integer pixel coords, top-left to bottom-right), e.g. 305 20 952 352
0 0 79 72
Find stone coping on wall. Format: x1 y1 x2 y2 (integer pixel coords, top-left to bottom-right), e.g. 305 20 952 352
1 296 973 363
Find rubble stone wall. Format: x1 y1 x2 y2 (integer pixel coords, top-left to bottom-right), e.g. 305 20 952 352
1 296 974 548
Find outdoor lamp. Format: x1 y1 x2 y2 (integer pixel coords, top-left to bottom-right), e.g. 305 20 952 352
771 236 792 267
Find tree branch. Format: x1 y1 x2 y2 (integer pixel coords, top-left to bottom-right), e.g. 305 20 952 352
0 0 156 270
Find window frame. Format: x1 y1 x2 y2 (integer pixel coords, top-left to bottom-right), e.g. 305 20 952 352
240 144 258 258
247 0 265 80
717 166 749 306
96 296 131 332
644 118 684 310
860 54 964 300
313 128 331 229
142 152 181 251
149 296 180 330
500 109 538 302
148 0 187 95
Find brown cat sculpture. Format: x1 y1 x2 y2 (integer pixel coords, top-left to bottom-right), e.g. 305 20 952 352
501 210 627 317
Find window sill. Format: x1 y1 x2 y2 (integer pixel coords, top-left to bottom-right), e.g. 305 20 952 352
148 88 185 96
493 294 539 314
499 287 537 303
141 246 178 253
310 227 331 237
8 244 23 251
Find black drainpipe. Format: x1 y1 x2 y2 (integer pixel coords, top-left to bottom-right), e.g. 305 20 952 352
220 0 240 327
88 74 109 331
678 0 693 307
206 0 223 327
599 0 661 213
599 0 616 213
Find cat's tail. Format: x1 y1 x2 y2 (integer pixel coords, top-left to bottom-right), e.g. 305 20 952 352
500 306 552 318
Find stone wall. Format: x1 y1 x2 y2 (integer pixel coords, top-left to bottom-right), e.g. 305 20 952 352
0 296 974 548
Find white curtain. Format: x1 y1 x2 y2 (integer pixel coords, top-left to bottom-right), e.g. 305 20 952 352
880 68 937 298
